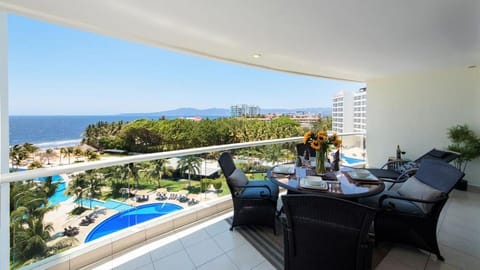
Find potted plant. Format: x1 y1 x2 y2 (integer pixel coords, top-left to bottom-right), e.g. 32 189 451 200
446 124 480 190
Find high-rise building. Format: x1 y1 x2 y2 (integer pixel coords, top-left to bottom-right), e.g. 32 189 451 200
332 88 367 133
332 91 353 133
353 87 367 132
230 104 260 117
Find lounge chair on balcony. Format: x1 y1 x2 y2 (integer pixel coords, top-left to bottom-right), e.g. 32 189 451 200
360 159 464 261
218 152 279 234
366 148 460 181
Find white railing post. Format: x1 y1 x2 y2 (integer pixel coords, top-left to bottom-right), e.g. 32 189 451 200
0 9 9 270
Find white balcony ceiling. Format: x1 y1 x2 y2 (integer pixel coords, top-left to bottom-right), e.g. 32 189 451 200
0 0 478 81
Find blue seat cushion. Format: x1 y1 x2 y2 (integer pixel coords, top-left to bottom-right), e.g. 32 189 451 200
240 180 279 199
359 190 424 216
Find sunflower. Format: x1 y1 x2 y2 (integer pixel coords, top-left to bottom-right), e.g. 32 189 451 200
316 131 327 138
303 131 313 144
333 139 342 148
310 140 321 150
317 134 328 144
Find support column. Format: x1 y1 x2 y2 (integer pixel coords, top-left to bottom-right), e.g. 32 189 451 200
0 10 9 270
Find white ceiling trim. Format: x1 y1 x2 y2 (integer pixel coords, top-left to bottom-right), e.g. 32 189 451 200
0 0 478 82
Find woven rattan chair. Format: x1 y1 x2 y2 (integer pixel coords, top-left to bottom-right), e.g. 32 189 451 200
218 152 279 234
363 159 464 261
281 194 376 270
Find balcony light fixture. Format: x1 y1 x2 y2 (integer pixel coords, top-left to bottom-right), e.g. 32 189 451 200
252 53 262 59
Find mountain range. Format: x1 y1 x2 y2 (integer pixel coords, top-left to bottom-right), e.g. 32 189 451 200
121 107 332 117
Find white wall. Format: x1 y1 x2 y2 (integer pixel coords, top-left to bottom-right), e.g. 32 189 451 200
367 67 480 186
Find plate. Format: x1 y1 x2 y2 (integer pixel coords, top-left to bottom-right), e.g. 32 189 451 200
272 164 295 174
346 170 378 181
299 176 328 190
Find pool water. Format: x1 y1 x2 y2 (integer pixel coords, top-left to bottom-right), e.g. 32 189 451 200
341 154 365 165
76 198 132 212
85 203 183 242
48 182 72 206
15 169 72 206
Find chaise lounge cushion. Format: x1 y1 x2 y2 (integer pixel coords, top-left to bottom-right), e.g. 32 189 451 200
397 176 443 213
429 149 449 159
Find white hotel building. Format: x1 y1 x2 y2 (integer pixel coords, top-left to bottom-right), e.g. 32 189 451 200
332 88 367 133
353 87 367 133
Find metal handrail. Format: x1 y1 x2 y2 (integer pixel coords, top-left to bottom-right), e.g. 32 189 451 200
1 132 365 184
1 137 300 183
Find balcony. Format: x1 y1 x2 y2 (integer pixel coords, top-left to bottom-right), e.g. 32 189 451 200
47 190 480 270
4 134 480 269
0 1 479 269
4 134 364 268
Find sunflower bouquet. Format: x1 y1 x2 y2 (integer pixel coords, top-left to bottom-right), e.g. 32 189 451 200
303 130 342 173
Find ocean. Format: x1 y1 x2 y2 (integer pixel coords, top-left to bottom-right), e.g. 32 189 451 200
9 115 219 149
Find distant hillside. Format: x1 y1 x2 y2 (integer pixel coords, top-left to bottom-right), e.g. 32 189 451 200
121 107 332 117
261 107 332 116
121 108 229 117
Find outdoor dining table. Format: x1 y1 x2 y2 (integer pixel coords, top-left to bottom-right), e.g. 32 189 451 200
268 164 385 200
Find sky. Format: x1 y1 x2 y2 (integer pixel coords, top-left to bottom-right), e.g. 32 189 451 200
8 14 365 115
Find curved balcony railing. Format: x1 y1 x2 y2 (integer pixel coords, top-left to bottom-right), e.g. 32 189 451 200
3 132 366 269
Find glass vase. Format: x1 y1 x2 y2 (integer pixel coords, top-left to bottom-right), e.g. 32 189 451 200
315 150 327 175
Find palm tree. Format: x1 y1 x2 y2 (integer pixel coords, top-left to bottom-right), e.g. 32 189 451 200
73 147 84 162
9 144 29 170
60 147 74 164
22 142 39 162
177 155 202 187
74 186 84 208
148 159 170 188
123 163 140 188
28 160 43 170
264 144 285 165
10 188 55 263
45 148 54 165
85 149 100 161
12 210 54 260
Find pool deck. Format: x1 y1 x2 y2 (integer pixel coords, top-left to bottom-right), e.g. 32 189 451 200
44 186 219 246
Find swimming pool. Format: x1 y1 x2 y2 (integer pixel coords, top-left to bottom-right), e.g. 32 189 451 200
341 154 365 165
85 203 183 242
49 182 72 206
76 198 133 212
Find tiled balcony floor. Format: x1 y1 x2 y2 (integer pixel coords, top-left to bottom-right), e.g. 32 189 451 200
90 190 480 270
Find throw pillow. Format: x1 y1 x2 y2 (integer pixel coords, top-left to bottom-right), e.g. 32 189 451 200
396 161 418 174
397 176 443 213
229 168 249 193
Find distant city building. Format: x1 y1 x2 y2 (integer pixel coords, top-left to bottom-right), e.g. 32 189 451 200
230 104 260 117
332 88 367 133
353 87 367 132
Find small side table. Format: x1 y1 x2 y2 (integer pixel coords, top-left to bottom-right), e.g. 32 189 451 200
386 157 407 171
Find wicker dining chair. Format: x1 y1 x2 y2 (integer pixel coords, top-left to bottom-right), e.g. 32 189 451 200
365 159 464 261
218 152 279 234
281 194 376 270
